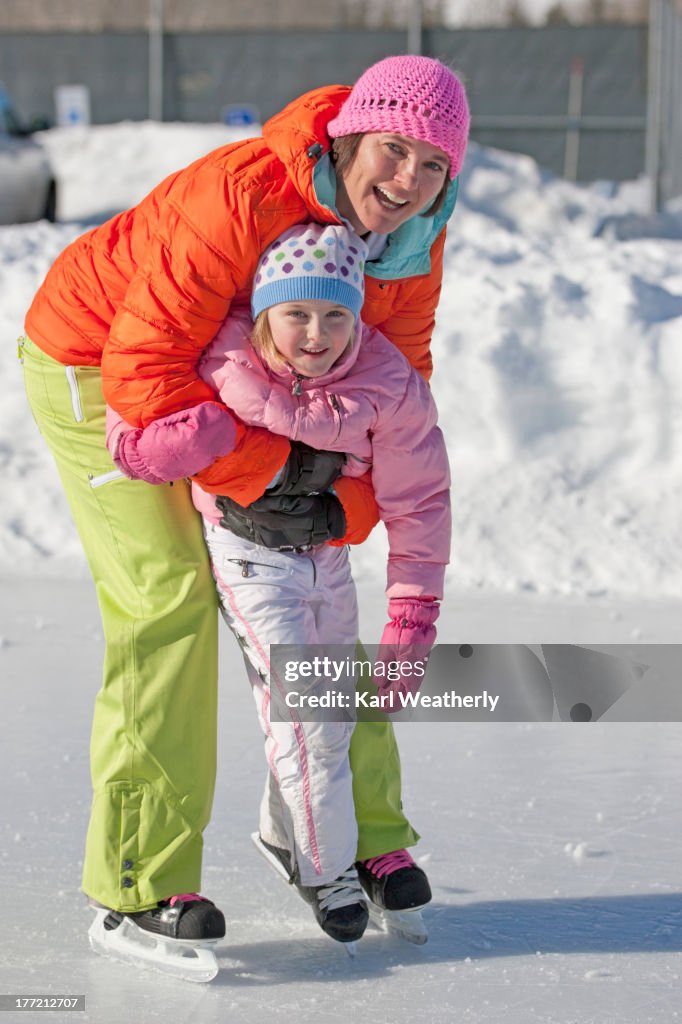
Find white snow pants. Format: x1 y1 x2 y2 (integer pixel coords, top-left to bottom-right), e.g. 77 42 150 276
203 521 359 886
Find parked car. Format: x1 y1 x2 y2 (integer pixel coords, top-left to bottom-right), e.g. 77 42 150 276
0 83 57 224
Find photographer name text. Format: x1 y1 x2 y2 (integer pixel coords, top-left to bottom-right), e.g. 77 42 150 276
283 689 500 711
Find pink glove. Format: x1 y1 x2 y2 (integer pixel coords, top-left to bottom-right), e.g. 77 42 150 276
375 598 440 711
112 402 238 484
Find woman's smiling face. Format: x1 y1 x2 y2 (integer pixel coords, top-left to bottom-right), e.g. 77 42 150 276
335 133 449 236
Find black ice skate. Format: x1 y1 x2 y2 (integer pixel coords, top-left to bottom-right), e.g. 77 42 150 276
356 849 431 944
251 833 368 950
88 893 225 983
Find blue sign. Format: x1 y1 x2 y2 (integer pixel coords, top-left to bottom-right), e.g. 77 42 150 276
222 104 260 127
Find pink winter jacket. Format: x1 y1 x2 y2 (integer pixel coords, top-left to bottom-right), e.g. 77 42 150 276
195 311 451 600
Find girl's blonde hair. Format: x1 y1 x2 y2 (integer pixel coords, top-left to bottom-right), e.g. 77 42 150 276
251 310 288 370
250 308 355 371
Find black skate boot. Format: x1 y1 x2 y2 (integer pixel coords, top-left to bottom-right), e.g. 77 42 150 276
355 849 431 944
88 893 225 982
256 836 369 943
355 849 431 911
104 893 226 941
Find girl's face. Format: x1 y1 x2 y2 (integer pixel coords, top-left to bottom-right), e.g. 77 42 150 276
335 133 449 236
267 299 355 377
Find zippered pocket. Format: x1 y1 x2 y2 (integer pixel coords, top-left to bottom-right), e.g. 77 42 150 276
224 556 290 579
65 366 84 423
89 469 125 488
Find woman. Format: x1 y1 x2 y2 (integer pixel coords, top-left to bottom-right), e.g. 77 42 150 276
21 55 469 962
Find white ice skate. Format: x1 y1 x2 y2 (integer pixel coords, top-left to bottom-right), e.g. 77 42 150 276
88 897 223 983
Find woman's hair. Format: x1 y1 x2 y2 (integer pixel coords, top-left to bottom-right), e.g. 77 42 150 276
331 133 451 218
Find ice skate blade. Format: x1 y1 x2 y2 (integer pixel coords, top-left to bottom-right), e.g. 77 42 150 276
367 902 429 944
251 831 292 884
88 908 219 983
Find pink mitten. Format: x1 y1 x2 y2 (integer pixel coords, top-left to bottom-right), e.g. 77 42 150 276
375 598 440 711
112 402 238 484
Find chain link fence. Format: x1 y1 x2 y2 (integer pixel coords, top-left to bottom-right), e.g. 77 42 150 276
4 22 676 192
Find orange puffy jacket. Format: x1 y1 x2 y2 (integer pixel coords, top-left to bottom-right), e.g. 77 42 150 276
26 85 453 537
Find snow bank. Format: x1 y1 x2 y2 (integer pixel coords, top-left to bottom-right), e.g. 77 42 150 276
1 123 681 598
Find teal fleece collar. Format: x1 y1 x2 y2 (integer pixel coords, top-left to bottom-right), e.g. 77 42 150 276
312 153 458 281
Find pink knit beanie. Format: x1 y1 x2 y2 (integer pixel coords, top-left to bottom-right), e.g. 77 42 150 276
327 55 470 179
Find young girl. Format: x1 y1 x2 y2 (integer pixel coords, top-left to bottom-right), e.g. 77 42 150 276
109 223 451 945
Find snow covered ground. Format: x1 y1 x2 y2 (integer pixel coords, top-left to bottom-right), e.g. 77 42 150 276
1 122 681 1021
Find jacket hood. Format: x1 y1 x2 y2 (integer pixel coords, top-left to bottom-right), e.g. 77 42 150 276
261 85 351 222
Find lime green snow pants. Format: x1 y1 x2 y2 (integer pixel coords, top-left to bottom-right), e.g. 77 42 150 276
20 336 418 911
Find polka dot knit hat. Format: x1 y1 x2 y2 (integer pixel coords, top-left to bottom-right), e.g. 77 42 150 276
327 55 470 179
251 224 368 321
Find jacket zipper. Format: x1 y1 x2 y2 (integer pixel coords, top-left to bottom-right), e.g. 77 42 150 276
289 373 305 440
329 394 343 443
65 366 84 423
291 375 342 442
